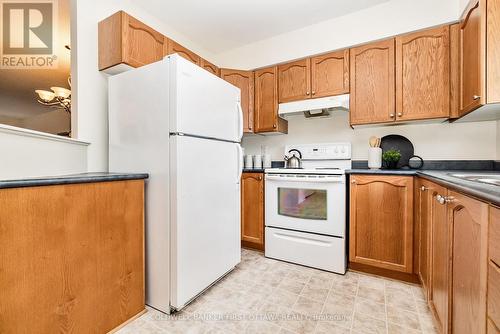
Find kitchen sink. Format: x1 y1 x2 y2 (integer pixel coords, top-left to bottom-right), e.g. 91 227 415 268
448 173 500 186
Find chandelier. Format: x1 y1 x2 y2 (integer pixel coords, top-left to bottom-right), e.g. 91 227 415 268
35 77 71 113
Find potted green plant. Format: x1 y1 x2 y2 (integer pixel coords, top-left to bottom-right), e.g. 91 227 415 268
382 149 401 169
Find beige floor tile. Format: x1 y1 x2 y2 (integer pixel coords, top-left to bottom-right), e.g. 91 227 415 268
357 285 385 304
358 275 386 291
244 321 281 334
268 288 300 308
388 322 422 334
315 320 351 334
385 287 417 312
352 311 387 334
287 269 313 283
354 296 386 321
279 277 307 294
321 303 353 329
325 291 356 310
280 310 318 334
300 284 330 303
334 280 358 297
386 306 420 331
293 296 324 315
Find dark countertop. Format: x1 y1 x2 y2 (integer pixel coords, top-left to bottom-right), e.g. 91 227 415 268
0 172 149 189
347 169 500 206
243 168 265 173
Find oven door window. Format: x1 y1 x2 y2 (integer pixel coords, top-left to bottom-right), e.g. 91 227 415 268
278 187 327 220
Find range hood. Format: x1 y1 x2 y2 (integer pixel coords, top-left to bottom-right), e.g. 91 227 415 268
278 94 349 118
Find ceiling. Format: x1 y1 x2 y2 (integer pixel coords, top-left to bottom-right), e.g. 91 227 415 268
136 0 390 54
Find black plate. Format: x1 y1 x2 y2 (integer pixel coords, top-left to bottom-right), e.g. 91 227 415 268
380 135 414 169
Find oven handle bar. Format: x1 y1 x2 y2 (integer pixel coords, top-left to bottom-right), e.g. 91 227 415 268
265 175 344 183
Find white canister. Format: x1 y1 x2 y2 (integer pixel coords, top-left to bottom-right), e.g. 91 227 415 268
263 154 272 168
253 155 262 169
368 147 382 169
244 155 253 169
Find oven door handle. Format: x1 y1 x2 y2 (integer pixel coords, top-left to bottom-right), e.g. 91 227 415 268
265 175 344 183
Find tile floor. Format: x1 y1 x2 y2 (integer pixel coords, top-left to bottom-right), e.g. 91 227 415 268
118 249 437 334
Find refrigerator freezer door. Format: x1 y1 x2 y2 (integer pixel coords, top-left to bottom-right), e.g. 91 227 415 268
169 55 242 142
170 135 241 309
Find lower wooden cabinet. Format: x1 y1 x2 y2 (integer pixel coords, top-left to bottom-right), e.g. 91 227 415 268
0 180 145 333
450 191 488 334
241 173 264 250
349 175 414 273
488 206 500 332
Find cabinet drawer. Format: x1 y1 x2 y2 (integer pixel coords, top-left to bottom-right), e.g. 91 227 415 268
489 262 500 327
490 207 500 266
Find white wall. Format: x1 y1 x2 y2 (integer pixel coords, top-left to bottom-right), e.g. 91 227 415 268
72 0 217 172
0 126 88 179
242 113 498 161
214 0 460 69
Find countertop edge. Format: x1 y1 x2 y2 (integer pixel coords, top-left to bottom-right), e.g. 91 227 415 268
0 173 149 189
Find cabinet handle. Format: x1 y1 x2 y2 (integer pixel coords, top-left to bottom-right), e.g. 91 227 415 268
473 95 481 100
306 91 310 95
436 195 446 205
420 186 427 191
273 124 277 128
312 91 316 95
258 176 262 181
390 113 395 118
397 112 403 117
351 180 356 184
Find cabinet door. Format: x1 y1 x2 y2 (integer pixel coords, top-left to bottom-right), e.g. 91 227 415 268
220 69 255 133
255 66 278 132
311 50 349 98
429 184 450 334
416 179 435 300
166 39 201 65
200 58 220 76
450 191 488 334
241 173 264 250
278 58 311 103
349 175 413 273
396 26 450 121
350 39 396 125
460 0 484 115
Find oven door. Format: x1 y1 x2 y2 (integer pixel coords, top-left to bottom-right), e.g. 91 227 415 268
265 173 346 237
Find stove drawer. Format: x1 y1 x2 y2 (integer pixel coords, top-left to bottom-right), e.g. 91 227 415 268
265 227 346 274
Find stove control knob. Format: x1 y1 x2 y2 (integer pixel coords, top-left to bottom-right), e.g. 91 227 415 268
334 147 339 153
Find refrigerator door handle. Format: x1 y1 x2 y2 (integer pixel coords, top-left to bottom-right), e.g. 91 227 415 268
237 144 243 184
236 102 243 141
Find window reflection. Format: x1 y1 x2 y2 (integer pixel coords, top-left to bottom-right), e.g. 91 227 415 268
278 188 327 220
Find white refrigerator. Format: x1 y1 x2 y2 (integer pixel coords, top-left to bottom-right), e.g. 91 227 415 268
108 54 243 313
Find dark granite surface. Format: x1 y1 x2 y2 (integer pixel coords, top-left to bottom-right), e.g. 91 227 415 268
243 168 265 173
0 172 149 189
346 169 418 175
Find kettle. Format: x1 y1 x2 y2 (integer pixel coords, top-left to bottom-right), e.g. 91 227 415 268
284 149 303 169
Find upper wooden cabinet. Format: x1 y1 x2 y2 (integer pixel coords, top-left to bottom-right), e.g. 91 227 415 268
349 175 414 273
311 50 350 98
165 39 200 65
220 69 254 133
241 173 265 250
396 26 451 121
254 66 288 134
278 59 311 103
350 39 396 125
98 11 165 72
456 0 500 118
200 58 220 76
450 191 488 334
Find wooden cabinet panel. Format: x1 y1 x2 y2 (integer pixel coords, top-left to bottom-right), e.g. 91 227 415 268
99 11 165 71
460 1 484 115
488 317 500 334
488 262 500 331
241 173 264 250
396 26 450 121
311 50 349 98
254 66 288 134
490 206 500 266
487 0 500 104
278 58 311 103
429 183 449 334
220 69 255 133
0 181 145 333
166 39 200 65
450 23 461 118
349 175 413 273
350 39 396 125
200 58 220 76
450 191 488 334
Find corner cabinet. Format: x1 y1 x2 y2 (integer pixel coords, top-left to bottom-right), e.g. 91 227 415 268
349 175 414 273
220 69 255 133
396 25 451 121
350 39 396 125
254 66 288 134
241 173 264 250
98 11 165 72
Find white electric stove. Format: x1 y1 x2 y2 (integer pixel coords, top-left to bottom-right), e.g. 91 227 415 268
264 142 351 274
